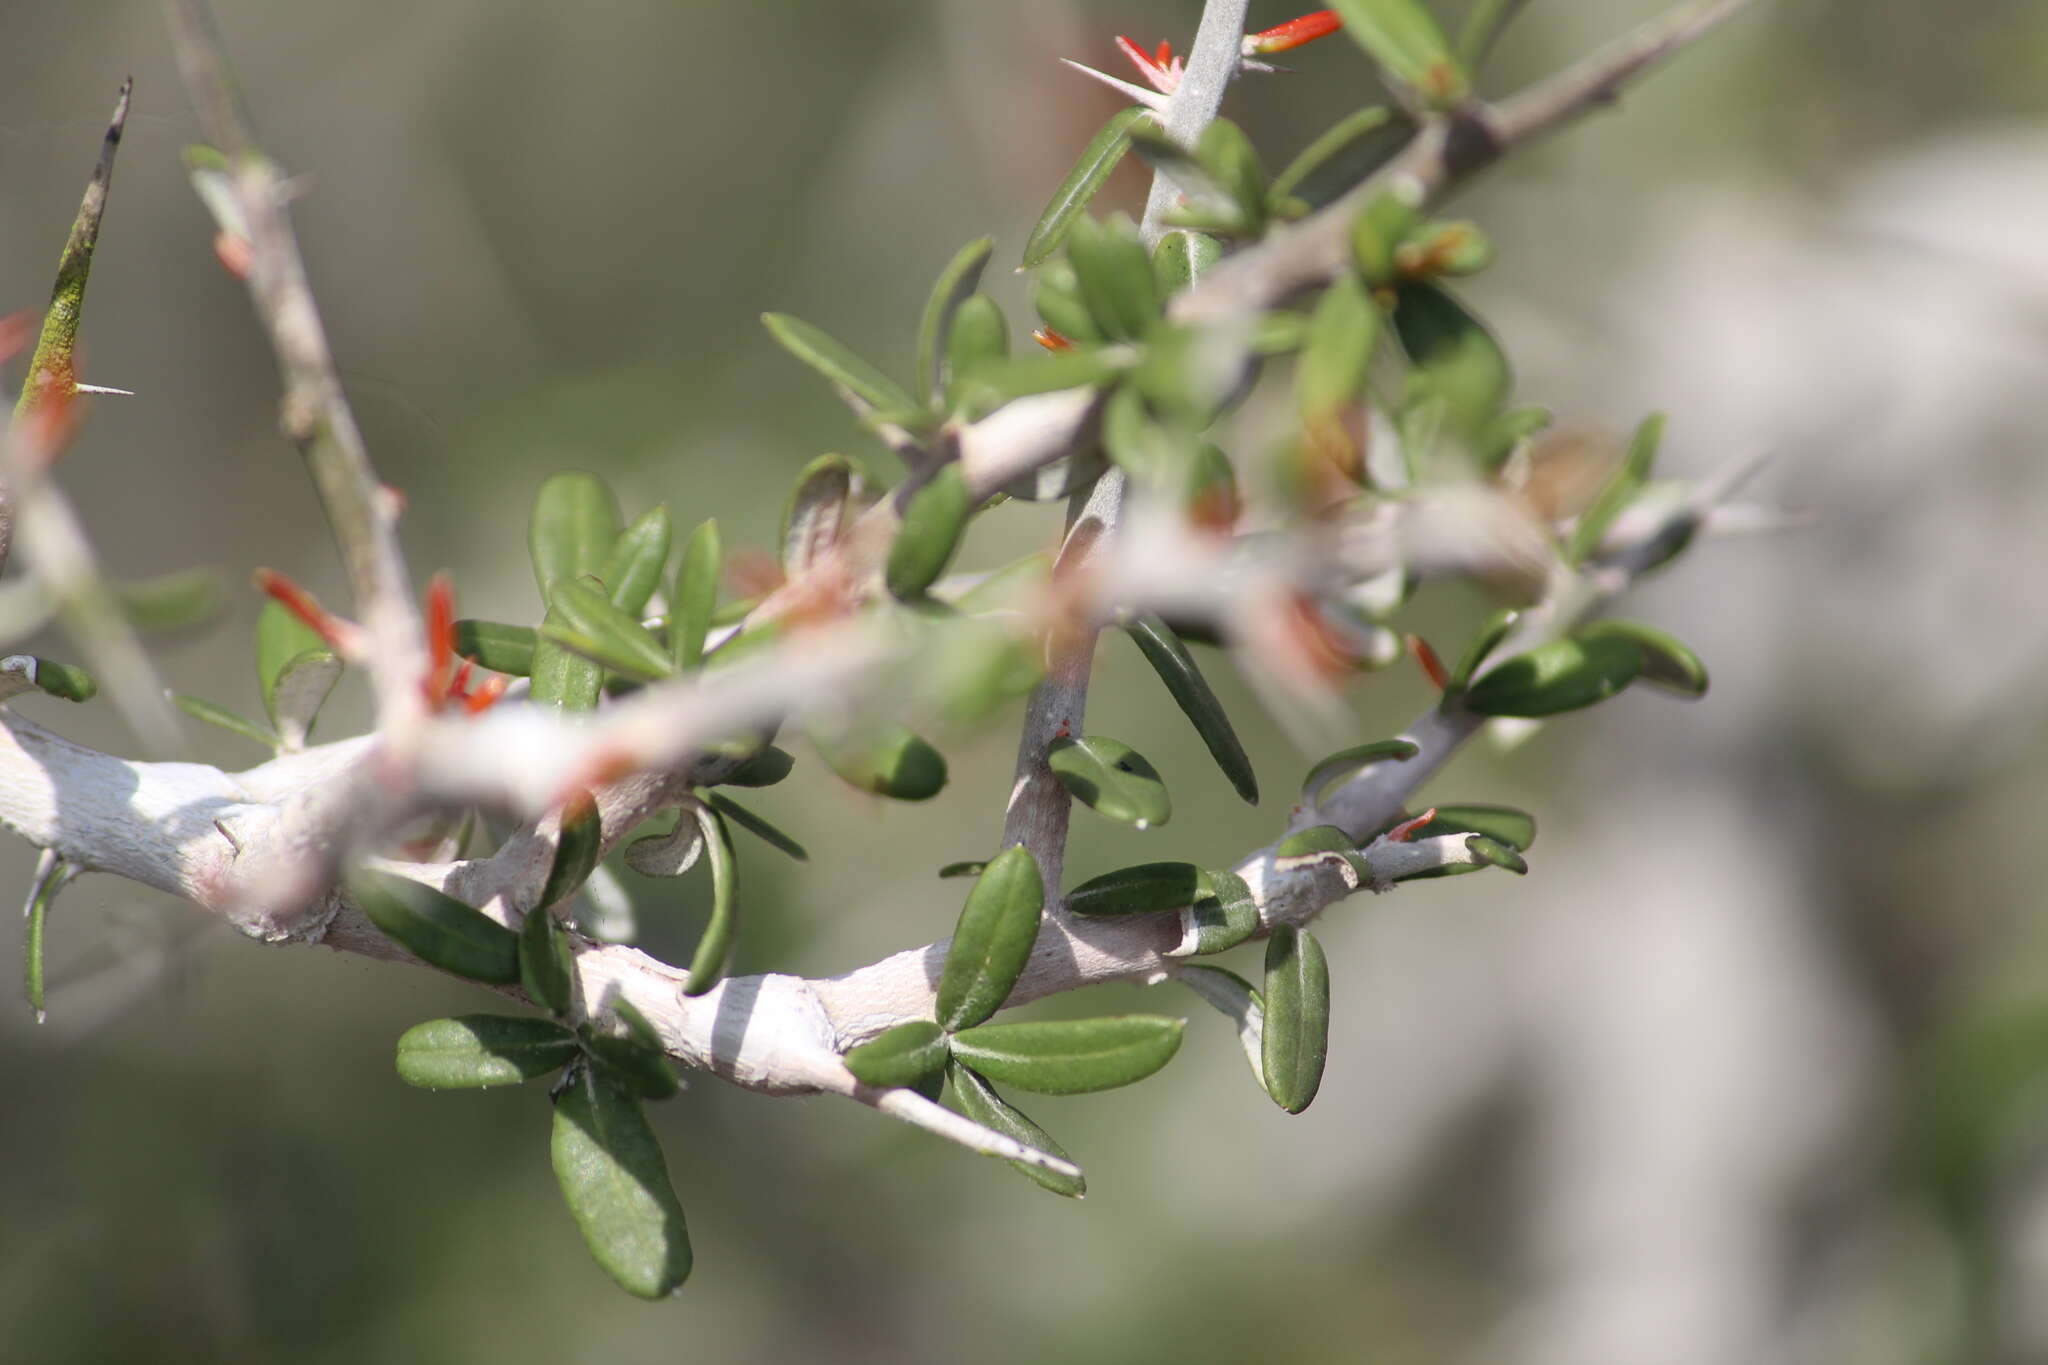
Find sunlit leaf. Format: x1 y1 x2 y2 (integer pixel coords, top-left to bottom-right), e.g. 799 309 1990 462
761 312 918 417
543 578 676 682
844 1020 948 1090
935 845 1044 1033
1461 634 1643 717
671 518 721 673
918 236 993 406
947 1060 1085 1198
886 465 971 601
1065 861 1203 918
395 1015 576 1088
1047 735 1170 829
551 1066 691 1299
529 472 621 595
948 1016 1185 1095
1174 868 1262 957
1022 106 1152 269
1261 925 1330 1114
1576 619 1708 697
1066 213 1160 342
811 723 948 801
1121 614 1256 804
453 619 536 677
1329 0 1468 104
600 504 673 617
350 869 519 984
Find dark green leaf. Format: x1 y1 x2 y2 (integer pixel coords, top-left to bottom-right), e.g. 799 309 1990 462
351 870 519 984
21 854 73 1024
886 464 971 601
1066 214 1160 342
761 312 918 417
1329 0 1468 104
1445 608 1520 693
543 578 676 681
939 861 988 879
1122 613 1257 804
600 505 673 617
1270 106 1402 206
704 792 807 861
1567 413 1665 565
1273 825 1370 883
1393 281 1510 441
1047 735 1170 829
844 1020 948 1089
918 236 993 406
453 619 536 676
935 845 1044 1032
551 1067 692 1299
15 658 96 704
519 904 576 1017
1418 803 1537 852
172 692 275 747
781 453 854 575
581 1006 681 1100
1576 619 1709 697
1152 230 1223 298
950 1016 1184 1095
1350 191 1421 287
395 1014 576 1088
682 802 737 997
529 472 621 595
1465 833 1528 874
671 518 721 673
720 745 795 788
528 609 603 713
1022 106 1152 269
1300 739 1420 809
943 294 1010 405
1177 868 1262 957
540 788 604 909
1296 273 1380 425
811 723 949 801
947 1059 1085 1198
1065 861 1204 918
1261 925 1330 1114
1462 634 1644 717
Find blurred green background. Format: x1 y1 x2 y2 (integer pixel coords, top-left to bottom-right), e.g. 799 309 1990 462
5 2 2048 1361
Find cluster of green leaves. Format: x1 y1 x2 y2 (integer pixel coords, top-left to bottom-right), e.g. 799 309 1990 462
841 845 1183 1197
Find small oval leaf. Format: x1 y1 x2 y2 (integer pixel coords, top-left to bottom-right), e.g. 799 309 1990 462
1329 0 1468 104
1392 281 1510 441
886 464 971 601
544 578 677 682
948 1016 1185 1095
1261 925 1330 1114
1300 739 1420 809
351 870 520 984
1065 861 1203 919
1066 213 1160 343
551 1066 692 1299
530 472 622 595
1173 868 1262 957
670 518 721 672
1047 735 1171 829
761 312 918 417
843 1020 949 1090
1576 619 1708 697
599 504 673 617
935 845 1045 1032
453 619 536 677
396 1015 576 1088
1461 634 1644 717
811 723 949 802
1022 106 1152 269
947 1059 1085 1198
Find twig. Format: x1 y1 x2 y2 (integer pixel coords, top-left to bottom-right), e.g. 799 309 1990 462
1137 0 1253 249
160 0 429 736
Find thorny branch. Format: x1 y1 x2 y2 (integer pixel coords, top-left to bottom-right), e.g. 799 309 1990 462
0 0 1759 1168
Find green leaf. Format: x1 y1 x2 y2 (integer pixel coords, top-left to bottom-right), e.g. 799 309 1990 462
529 472 621 595
1445 608 1520 693
21 854 74 1024
171 692 276 748
1032 260 1104 345
1567 413 1665 565
1393 281 1510 441
943 294 1010 405
1461 634 1644 717
1065 861 1204 918
1195 120 1266 234
452 619 537 676
761 312 918 417
599 505 673 617
580 1007 681 1100
844 1020 948 1090
1261 925 1330 1114
811 723 949 801
268 648 341 749
1296 273 1381 426
1576 619 1709 697
886 464 971 601
1328 0 1468 104
1270 106 1402 206
1417 803 1537 852
551 1066 692 1299
116 566 225 632
543 578 676 681
1022 106 1152 269
1152 230 1223 298
938 861 988 879
1121 614 1257 804
1464 833 1528 875
519 904 576 1017
946 1060 1085 1198
1176 868 1262 957
681 802 737 997
1350 191 1421 287
1300 739 1421 809
935 845 1044 1032
528 608 603 713
917 236 994 406
17 658 97 704
1273 825 1370 883
350 870 520 984
256 598 325 725
671 518 721 673
948 1016 1184 1095
781 453 854 575
1175 964 1265 1088
540 788 604 909
719 745 795 788
1047 735 1171 829
957 349 1126 410
1066 214 1160 343
395 1015 576 1088
704 792 807 861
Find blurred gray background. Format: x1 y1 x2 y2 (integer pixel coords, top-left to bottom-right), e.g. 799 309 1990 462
4 2 2047 1361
